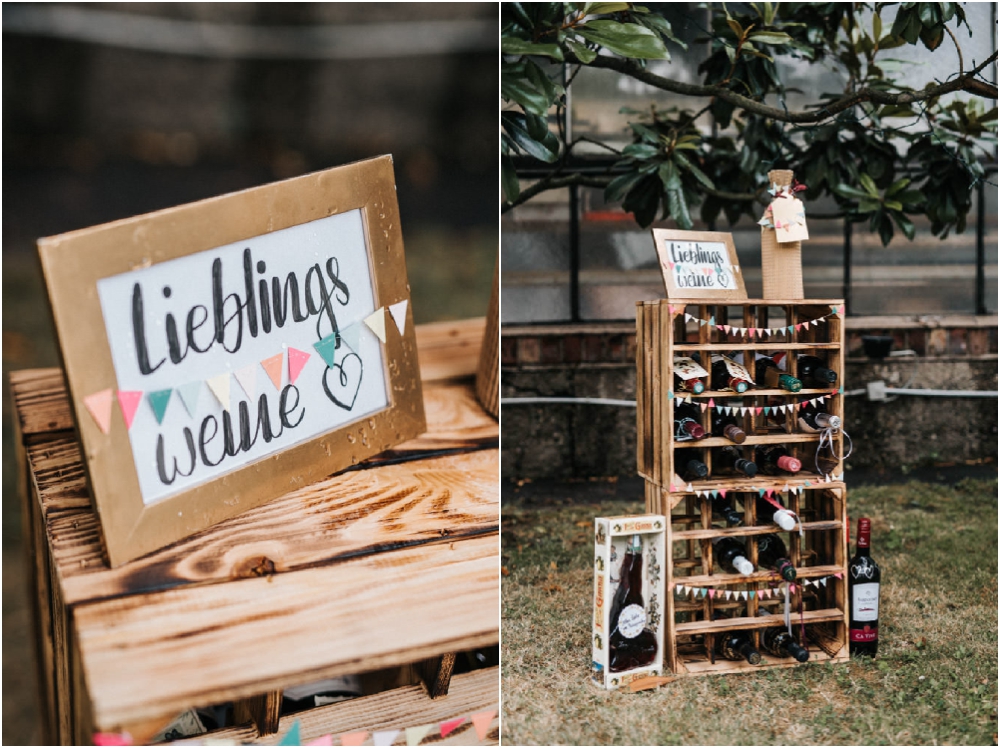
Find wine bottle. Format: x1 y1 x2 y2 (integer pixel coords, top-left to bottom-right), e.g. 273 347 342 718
754 533 796 581
797 355 837 387
755 355 802 392
754 444 802 475
707 494 743 526
674 403 706 441
798 409 841 433
712 412 746 443
711 537 754 575
755 495 797 531
675 372 705 394
711 356 751 393
682 458 708 482
716 446 758 477
758 616 810 662
608 535 658 671
849 518 881 657
716 629 762 665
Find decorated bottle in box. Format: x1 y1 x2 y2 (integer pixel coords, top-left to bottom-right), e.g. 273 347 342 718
592 515 666 690
758 169 808 299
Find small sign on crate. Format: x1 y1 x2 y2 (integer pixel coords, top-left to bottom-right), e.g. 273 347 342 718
592 514 666 690
651 229 747 300
37 156 426 566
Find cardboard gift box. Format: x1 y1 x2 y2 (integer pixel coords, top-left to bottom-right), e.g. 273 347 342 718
592 514 666 690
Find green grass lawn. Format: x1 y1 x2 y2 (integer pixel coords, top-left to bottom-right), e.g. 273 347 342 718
501 478 998 746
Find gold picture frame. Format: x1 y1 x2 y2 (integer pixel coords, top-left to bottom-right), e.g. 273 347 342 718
38 156 426 566
651 228 747 300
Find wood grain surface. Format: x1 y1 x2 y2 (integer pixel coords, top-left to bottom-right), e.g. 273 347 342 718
75 534 499 728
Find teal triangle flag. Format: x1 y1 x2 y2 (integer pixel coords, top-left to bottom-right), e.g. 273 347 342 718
667 390 674 400
339 322 362 354
148 389 172 425
708 315 716 326
176 381 202 417
749 590 757 598
758 488 765 497
313 332 339 368
764 406 770 416
278 720 301 746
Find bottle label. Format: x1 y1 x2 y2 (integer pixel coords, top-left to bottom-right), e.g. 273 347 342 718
617 604 646 639
674 356 708 380
852 582 879 621
850 625 878 642
712 354 755 385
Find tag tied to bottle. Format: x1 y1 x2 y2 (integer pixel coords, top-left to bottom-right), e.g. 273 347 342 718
711 354 755 385
673 356 708 381
617 604 647 639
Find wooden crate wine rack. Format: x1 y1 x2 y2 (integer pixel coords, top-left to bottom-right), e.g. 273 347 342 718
636 299 850 676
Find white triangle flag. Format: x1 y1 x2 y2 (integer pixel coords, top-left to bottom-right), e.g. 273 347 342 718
234 363 257 401
676 584 685 595
687 483 694 492
740 590 748 600
388 299 409 335
820 577 828 587
206 373 231 411
725 590 732 600
363 308 388 343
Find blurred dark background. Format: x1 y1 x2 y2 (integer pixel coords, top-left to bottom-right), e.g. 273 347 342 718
3 3 496 743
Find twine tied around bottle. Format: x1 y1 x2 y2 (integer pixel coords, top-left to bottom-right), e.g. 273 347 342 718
815 423 853 476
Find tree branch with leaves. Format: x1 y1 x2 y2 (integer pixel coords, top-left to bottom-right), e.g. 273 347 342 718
501 1 997 245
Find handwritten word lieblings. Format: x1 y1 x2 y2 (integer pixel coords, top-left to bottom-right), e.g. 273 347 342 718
132 247 349 374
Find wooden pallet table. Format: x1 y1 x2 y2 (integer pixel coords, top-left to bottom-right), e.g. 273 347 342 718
636 299 850 677
11 317 499 746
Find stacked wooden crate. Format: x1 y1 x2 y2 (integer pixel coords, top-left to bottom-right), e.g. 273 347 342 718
11 318 499 746
636 299 850 677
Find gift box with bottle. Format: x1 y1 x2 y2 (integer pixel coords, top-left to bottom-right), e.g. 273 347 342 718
592 514 666 690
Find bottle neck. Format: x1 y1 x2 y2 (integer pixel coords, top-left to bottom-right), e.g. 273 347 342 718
856 519 872 555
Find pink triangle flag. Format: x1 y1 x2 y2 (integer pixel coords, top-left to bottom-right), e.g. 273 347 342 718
668 304 676 315
340 732 367 746
116 390 143 430
795 323 802 331
439 718 465 738
708 398 715 409
261 353 284 390
93 733 132 746
755 407 763 415
305 736 333 746
719 489 727 498
707 588 716 599
84 389 114 434
669 484 677 492
834 572 843 579
288 347 311 384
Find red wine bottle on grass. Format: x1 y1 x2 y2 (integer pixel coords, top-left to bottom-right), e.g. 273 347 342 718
849 517 881 657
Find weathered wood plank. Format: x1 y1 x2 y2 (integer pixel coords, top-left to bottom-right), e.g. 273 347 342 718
418 652 457 699
233 691 283 736
188 668 499 746
75 535 499 728
414 317 484 382
30 437 498 605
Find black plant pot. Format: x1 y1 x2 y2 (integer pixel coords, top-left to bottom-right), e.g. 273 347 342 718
862 335 894 359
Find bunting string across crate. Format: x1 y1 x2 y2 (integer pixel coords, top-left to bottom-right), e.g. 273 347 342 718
92 707 498 746
668 390 843 412
672 574 843 601
665 303 842 339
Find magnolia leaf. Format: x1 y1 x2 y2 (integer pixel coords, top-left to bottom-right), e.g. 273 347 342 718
747 31 792 45
501 38 565 60
565 38 598 63
578 19 670 59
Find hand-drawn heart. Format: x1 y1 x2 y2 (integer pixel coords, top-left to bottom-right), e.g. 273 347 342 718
322 349 364 411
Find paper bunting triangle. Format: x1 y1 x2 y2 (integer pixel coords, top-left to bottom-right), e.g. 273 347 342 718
147 389 172 425
373 729 401 746
305 736 333 747
261 353 284 390
469 709 497 740
363 308 387 343
313 332 339 368
340 322 362 354
667 390 674 400
686 483 693 492
707 588 716 599
405 724 434 746
117 390 143 429
93 734 132 747
175 381 202 417
278 721 302 746
234 364 257 400
388 299 409 335
206 373 231 411
668 304 676 315
84 389 114 434
288 347 311 384
684 313 694 323
440 717 465 738
340 732 367 746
